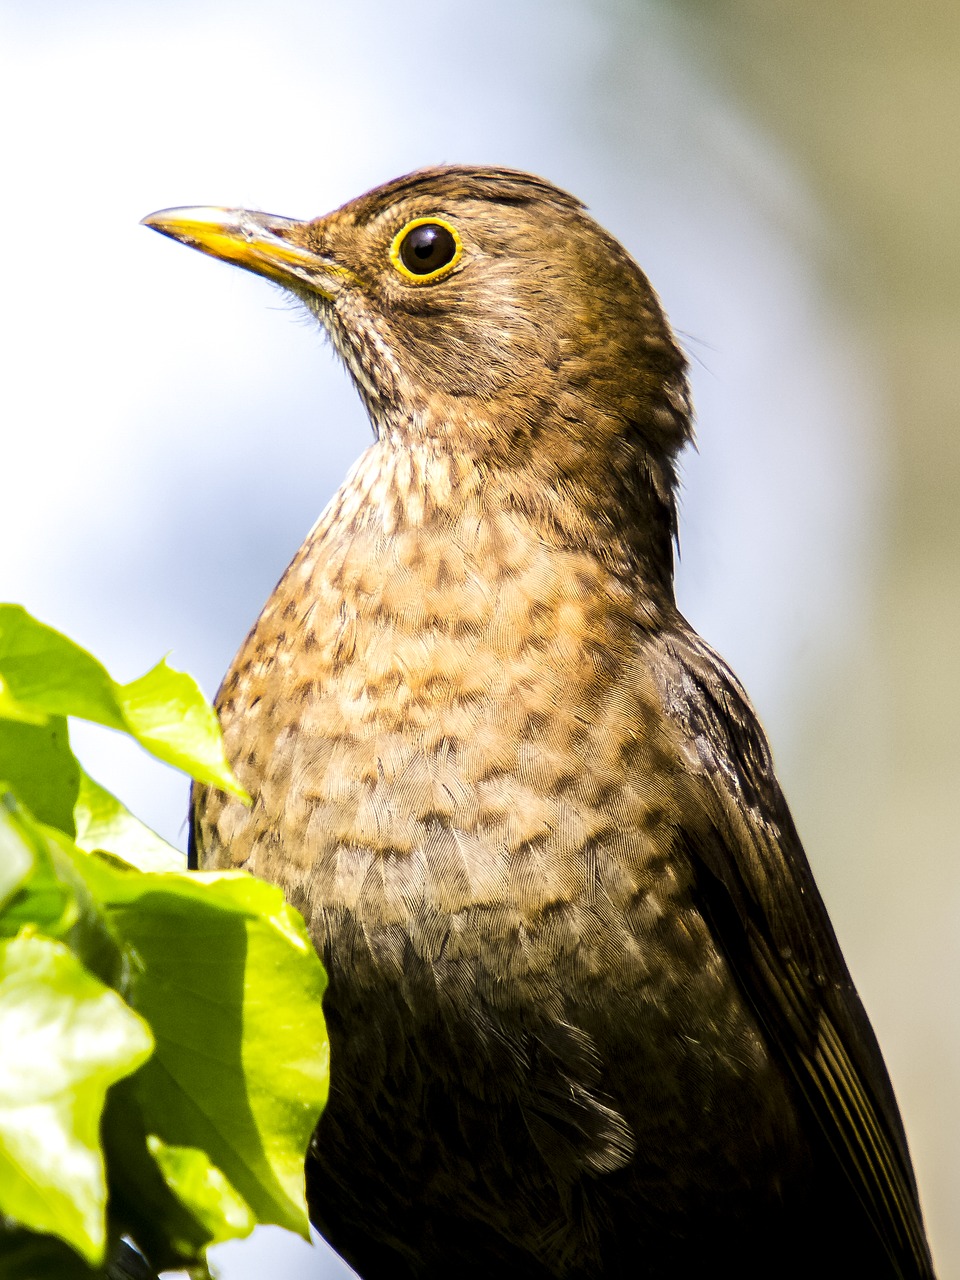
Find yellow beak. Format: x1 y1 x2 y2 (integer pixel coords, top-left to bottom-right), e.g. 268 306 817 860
141 206 354 297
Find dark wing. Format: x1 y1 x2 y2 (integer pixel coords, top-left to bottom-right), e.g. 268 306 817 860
650 619 934 1279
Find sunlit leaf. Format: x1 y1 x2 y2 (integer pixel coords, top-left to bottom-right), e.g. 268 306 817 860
0 932 153 1264
0 674 48 726
0 799 35 910
0 606 125 730
0 610 316 1273
0 607 246 799
74 771 184 872
147 1135 255 1246
116 658 246 799
0 801 77 941
70 852 328 1240
0 717 79 836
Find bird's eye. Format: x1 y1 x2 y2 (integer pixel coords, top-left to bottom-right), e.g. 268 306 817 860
390 218 462 283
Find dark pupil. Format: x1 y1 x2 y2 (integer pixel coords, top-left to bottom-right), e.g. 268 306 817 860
400 223 456 275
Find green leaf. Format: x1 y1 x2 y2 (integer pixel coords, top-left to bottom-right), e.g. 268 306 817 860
0 1228 161 1280
0 798 35 910
73 771 185 872
0 1224 106 1280
0 606 125 730
147 1135 255 1246
116 659 246 799
0 716 80 836
69 853 328 1241
0 932 154 1265
101 1080 225 1272
0 801 125 991
0 606 246 799
0 674 48 725
0 801 77 941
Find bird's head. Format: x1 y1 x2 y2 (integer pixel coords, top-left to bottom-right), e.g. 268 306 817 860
144 166 692 578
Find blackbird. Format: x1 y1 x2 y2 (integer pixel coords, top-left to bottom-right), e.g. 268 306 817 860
144 167 935 1278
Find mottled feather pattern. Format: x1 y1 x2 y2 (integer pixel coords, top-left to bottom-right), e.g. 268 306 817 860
176 166 935 1278
197 437 809 1275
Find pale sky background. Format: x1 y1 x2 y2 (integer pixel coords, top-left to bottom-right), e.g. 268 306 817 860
1 0 954 1276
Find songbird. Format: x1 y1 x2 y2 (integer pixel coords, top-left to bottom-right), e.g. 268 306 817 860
144 167 935 1279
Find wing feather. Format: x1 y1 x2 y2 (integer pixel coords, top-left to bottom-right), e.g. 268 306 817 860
651 621 934 1278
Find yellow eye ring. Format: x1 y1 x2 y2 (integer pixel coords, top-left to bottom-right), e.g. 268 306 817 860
390 217 463 284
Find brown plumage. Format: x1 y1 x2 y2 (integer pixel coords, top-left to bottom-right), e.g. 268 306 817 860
144 167 935 1278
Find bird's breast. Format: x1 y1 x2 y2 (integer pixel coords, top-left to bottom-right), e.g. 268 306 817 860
195 492 801 1222
200 500 701 977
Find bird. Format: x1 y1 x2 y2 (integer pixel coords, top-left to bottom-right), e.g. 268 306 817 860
143 167 935 1279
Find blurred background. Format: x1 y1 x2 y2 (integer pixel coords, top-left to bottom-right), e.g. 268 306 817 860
1 0 957 1274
